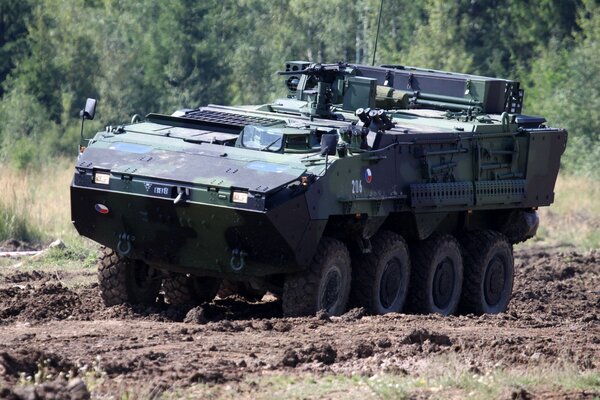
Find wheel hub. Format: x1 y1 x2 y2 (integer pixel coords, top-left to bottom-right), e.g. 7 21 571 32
432 257 455 309
320 266 342 312
484 256 506 306
379 258 402 309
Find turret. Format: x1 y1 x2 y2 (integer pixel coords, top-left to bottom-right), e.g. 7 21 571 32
280 61 524 118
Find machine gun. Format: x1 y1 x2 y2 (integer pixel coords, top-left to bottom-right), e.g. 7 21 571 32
277 62 355 118
277 62 351 83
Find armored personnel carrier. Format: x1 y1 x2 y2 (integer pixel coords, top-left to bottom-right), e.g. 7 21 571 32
71 61 566 316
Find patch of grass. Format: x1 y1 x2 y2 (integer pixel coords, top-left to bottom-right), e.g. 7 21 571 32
153 357 600 400
249 374 378 400
0 242 99 288
0 158 95 248
0 206 42 243
531 174 600 250
40 243 99 269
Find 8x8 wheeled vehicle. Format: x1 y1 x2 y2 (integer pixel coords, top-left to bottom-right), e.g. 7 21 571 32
71 61 566 316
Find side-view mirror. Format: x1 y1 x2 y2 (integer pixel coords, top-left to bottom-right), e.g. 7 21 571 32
79 98 98 151
80 98 97 120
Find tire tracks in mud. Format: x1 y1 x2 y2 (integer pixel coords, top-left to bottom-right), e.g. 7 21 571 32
0 247 598 397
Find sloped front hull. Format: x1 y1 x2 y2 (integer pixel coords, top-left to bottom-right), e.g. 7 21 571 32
70 185 310 277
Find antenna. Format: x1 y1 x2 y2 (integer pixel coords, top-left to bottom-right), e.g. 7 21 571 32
371 0 384 66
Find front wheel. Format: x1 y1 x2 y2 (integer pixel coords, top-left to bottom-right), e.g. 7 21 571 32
98 247 162 306
282 237 351 317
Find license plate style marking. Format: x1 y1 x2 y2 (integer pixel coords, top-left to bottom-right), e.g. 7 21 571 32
147 184 172 198
94 172 110 185
232 191 249 204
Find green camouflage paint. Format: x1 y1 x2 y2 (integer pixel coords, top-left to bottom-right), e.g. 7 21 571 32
71 62 566 280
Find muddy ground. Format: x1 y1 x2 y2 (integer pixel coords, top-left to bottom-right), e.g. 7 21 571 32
0 246 598 399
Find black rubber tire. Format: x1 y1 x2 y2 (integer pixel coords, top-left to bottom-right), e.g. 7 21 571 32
459 230 514 314
282 237 351 317
408 233 463 315
351 231 411 315
163 274 221 305
98 247 161 306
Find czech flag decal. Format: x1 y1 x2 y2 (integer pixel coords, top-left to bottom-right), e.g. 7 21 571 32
95 204 109 214
364 168 373 184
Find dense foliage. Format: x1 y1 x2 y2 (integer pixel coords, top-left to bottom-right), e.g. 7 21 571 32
0 0 598 177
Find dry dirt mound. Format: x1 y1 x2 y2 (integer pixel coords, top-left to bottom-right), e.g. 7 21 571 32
0 239 40 252
0 349 74 382
511 249 600 323
0 247 597 397
0 378 90 400
2 270 52 284
0 349 90 400
0 283 81 323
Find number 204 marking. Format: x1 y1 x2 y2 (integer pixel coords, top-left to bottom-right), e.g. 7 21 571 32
351 180 363 194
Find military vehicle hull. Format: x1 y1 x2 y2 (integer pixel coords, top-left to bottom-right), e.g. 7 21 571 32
71 186 304 276
71 124 563 269
71 61 566 316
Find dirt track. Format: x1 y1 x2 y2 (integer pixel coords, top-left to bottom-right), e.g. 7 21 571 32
0 247 598 399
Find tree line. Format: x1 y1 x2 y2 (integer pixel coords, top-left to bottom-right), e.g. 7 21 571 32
0 0 598 177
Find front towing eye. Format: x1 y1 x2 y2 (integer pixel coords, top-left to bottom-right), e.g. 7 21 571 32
230 249 248 272
116 233 135 256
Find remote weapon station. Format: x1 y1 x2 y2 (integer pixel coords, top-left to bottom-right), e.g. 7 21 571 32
71 61 566 316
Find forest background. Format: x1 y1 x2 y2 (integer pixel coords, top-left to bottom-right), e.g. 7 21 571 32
0 0 599 247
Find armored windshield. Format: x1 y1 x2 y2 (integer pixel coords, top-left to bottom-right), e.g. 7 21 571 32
241 125 283 152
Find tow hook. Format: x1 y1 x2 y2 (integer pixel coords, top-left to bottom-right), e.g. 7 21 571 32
174 187 190 205
116 233 135 256
230 249 248 271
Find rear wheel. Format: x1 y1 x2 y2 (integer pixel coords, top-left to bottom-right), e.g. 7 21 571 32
98 247 162 306
282 237 351 317
163 274 221 305
459 230 514 314
409 234 463 315
351 231 410 314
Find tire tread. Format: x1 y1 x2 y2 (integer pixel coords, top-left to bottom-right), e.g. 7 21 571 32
459 230 513 314
97 247 130 306
408 233 463 315
163 274 220 305
282 237 350 317
351 231 410 314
